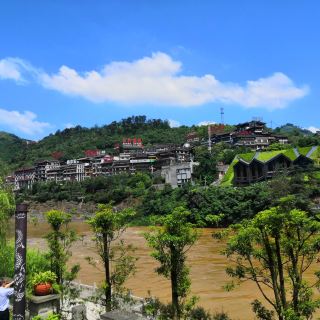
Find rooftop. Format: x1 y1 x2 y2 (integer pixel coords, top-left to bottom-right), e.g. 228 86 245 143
220 146 319 186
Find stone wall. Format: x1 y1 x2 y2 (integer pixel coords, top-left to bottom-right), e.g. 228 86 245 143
27 200 97 221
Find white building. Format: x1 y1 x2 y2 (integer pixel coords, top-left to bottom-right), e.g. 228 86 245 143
161 162 198 188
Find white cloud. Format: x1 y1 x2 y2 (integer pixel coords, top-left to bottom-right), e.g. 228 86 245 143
0 57 36 83
307 126 320 133
0 58 23 81
64 123 75 129
198 120 217 126
0 53 309 109
0 108 50 135
168 119 181 128
38 52 309 109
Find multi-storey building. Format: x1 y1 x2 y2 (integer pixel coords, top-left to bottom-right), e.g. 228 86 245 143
129 154 157 173
34 160 60 182
14 167 35 190
210 121 288 150
94 155 114 176
46 166 64 182
11 143 195 189
112 159 130 174
186 132 200 143
63 160 86 182
161 161 198 188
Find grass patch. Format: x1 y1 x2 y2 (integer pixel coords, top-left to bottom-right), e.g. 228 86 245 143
309 146 320 166
221 147 320 186
298 146 312 156
238 152 255 163
283 148 297 161
256 150 284 162
220 158 238 186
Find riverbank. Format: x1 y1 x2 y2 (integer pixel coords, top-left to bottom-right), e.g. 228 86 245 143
25 200 97 220
24 200 154 226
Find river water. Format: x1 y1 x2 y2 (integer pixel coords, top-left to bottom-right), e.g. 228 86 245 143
13 221 320 319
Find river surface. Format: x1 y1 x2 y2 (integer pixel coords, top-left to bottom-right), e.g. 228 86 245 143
11 221 320 319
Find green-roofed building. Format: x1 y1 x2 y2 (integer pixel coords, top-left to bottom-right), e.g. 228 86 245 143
221 146 318 186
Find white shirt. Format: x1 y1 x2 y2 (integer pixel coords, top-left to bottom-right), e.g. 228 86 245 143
0 287 14 311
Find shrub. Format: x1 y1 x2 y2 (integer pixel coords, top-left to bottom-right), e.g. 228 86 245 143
0 243 50 279
212 312 232 320
30 271 57 287
189 306 212 319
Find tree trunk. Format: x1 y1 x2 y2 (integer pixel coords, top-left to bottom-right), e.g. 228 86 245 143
171 248 180 320
263 232 283 319
289 247 300 314
275 235 287 309
103 236 112 312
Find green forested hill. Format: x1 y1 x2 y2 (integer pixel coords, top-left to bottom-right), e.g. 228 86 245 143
273 123 319 146
1 116 319 174
0 116 195 171
0 132 28 167
273 123 312 135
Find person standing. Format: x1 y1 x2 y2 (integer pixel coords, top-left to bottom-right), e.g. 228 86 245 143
0 280 14 320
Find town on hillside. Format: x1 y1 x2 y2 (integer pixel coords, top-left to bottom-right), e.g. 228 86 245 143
7 120 319 191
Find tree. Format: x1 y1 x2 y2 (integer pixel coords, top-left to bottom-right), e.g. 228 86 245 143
0 181 15 279
144 207 199 320
87 204 136 311
0 182 14 247
216 198 320 320
45 210 80 311
193 146 218 185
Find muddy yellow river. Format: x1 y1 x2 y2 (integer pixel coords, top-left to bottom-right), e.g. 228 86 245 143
17 221 320 319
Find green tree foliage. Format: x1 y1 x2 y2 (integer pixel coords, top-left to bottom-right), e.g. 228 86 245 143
0 182 14 246
0 132 28 170
0 244 50 279
266 143 292 151
216 198 320 320
273 123 320 147
141 293 226 319
193 147 218 185
0 182 15 279
17 172 153 204
45 210 80 310
139 170 320 227
87 204 136 311
139 183 272 226
192 144 251 186
144 207 199 320
0 116 192 170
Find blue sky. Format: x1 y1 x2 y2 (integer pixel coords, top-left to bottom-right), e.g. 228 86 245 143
0 1 319 139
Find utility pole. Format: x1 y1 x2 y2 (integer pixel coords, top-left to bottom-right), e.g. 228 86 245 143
220 107 224 125
208 125 212 153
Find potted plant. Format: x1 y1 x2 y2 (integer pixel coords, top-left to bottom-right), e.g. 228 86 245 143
31 271 57 296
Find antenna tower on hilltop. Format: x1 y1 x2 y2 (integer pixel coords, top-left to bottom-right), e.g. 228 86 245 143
220 107 224 124
208 125 212 153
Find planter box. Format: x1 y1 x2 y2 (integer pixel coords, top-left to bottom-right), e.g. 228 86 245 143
100 310 145 320
28 294 59 319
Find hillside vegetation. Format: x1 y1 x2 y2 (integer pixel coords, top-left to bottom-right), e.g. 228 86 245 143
0 116 196 171
1 118 319 173
0 132 28 164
